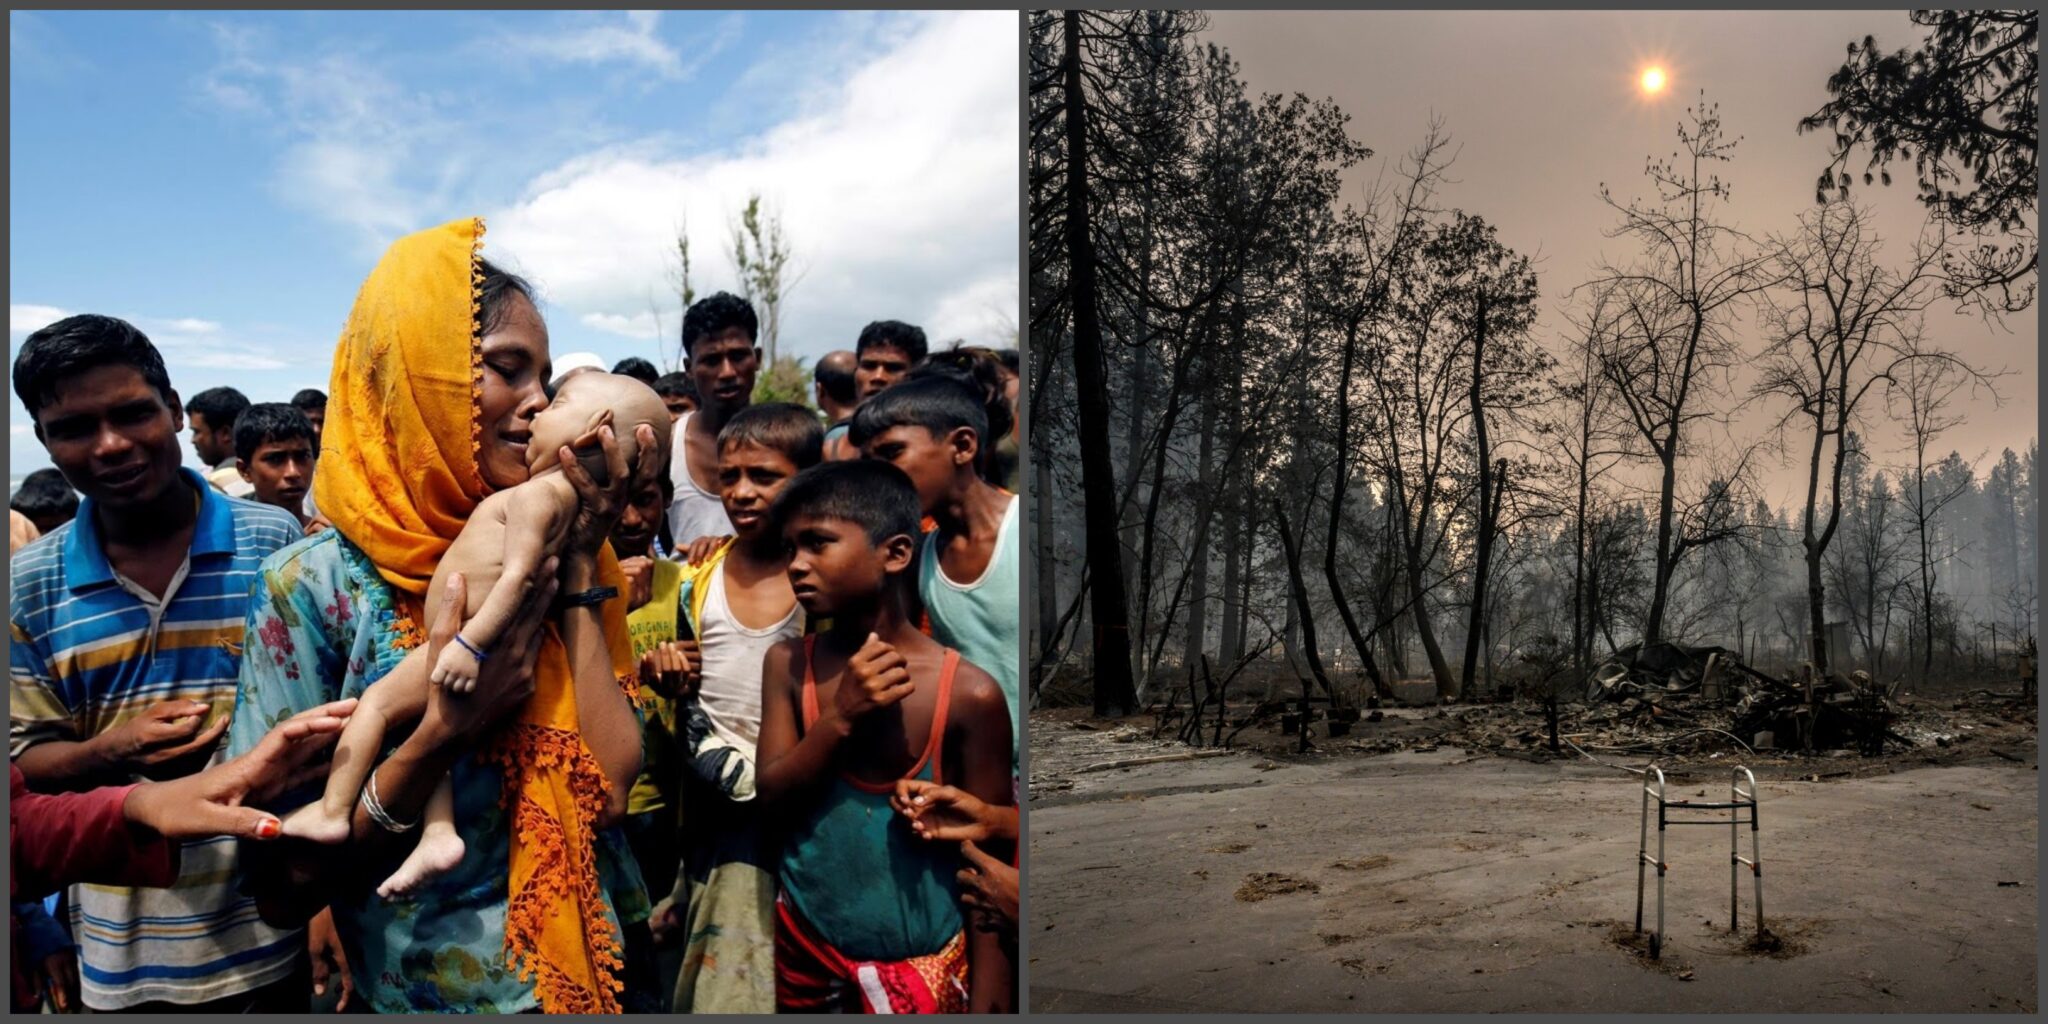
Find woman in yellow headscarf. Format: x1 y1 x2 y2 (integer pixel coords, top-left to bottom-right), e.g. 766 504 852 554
224 218 662 1013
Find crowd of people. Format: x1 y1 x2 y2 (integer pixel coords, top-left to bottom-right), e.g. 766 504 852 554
9 216 1022 1014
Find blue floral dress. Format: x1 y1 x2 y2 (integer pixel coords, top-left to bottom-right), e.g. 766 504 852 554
222 529 649 1014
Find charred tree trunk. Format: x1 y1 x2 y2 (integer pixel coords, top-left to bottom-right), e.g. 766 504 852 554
1181 387 1219 673
1219 365 1247 664
1275 498 1339 703
1461 291 1495 695
1322 316 1392 702
1062 10 1135 715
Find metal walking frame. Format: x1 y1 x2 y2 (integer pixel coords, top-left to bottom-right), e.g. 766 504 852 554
1634 764 1764 959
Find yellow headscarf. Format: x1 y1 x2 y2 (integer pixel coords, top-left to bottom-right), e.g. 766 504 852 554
317 217 635 1014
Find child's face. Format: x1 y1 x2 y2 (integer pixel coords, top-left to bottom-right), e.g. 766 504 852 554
718 441 800 540
238 437 315 513
782 512 910 617
861 424 969 514
609 478 666 557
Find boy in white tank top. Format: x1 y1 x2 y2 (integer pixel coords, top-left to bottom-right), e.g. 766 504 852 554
644 402 822 1014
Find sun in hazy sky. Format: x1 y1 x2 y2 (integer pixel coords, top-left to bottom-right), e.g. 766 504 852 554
1639 65 1667 94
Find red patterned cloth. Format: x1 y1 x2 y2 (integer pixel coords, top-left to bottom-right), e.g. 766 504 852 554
774 895 968 1013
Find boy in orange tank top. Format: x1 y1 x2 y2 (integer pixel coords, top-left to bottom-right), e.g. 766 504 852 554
755 461 1014 1013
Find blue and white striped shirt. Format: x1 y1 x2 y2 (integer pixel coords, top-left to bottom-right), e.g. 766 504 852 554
10 468 304 1008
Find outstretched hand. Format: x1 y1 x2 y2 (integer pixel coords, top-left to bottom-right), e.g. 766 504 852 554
122 698 359 841
891 779 1018 844
93 699 232 775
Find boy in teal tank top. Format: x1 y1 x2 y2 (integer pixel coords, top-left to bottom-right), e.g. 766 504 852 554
755 461 1015 1013
850 372 1021 765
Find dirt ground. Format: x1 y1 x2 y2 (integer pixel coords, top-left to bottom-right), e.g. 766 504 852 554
1026 706 2039 1013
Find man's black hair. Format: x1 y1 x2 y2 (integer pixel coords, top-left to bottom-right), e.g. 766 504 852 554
770 460 923 546
653 371 699 403
682 292 759 356
10 468 78 525
812 354 857 406
855 320 928 364
612 357 659 384
233 403 318 463
909 346 1013 445
12 315 174 419
717 402 825 469
847 372 989 450
290 388 327 412
476 258 536 337
186 387 251 433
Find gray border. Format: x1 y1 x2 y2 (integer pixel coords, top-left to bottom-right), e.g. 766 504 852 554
1016 7 1035 1017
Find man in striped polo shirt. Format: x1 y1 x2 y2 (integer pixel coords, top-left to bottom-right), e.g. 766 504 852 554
9 315 310 1011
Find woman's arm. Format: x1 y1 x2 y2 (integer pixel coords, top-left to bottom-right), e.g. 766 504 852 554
239 565 560 927
555 424 662 824
559 558 643 826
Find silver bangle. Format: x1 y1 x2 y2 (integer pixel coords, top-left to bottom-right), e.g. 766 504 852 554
360 770 419 833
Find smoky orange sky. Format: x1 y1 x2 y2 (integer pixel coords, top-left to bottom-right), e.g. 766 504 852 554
1206 9 2037 510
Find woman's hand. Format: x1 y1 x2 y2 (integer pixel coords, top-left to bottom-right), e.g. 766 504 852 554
560 422 662 566
419 564 559 744
123 698 359 840
891 779 1017 844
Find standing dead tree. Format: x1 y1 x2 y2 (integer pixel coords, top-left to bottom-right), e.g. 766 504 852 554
1886 355 1987 684
1752 199 1947 675
1030 10 1208 714
1311 127 1450 703
1581 96 1778 652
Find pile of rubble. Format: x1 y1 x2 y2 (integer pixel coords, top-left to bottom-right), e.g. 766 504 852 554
1585 642 1903 756
1410 641 2034 763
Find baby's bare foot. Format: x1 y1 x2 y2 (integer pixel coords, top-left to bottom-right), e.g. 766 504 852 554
377 829 466 900
280 801 352 844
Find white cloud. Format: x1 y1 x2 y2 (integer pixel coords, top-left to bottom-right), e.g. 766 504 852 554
11 423 32 436
9 303 289 372
149 317 222 335
183 352 290 371
581 311 661 340
494 10 723 82
200 24 459 243
925 273 1021 347
10 304 73 335
488 11 1020 364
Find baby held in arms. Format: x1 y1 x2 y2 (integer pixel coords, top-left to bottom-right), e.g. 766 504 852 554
282 372 672 899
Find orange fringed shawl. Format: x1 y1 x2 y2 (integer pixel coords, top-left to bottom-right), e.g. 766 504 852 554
315 217 636 1013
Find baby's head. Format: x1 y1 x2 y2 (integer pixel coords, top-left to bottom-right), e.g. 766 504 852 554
528 371 673 484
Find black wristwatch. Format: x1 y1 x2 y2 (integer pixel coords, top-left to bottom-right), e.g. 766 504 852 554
558 585 619 609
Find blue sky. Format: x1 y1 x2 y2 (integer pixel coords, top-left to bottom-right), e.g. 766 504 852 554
9 10 1020 481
